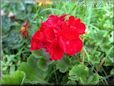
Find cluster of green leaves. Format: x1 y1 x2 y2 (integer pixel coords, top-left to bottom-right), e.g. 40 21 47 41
1 0 114 85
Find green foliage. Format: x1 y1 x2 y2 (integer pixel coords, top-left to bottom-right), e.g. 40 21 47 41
56 56 71 73
110 69 114 75
69 64 89 83
86 74 100 85
69 64 100 85
18 56 47 84
1 70 25 85
1 55 21 74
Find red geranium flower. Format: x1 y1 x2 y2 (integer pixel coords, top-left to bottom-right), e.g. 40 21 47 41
30 14 86 60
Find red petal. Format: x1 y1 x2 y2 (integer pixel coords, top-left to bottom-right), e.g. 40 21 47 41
59 38 83 56
43 28 55 42
30 39 42 51
68 16 75 24
30 30 44 51
75 22 86 34
59 14 67 21
59 26 79 40
67 16 86 34
47 40 64 60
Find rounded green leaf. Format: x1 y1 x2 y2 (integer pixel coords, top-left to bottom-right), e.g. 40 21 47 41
1 70 25 85
69 64 89 81
110 69 114 75
56 56 70 73
87 74 100 85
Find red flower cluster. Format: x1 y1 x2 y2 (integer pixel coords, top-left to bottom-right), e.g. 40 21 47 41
30 15 86 60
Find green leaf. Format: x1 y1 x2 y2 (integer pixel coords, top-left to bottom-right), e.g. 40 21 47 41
67 80 77 84
9 65 15 74
69 64 100 85
32 50 50 61
56 56 70 73
80 77 88 84
19 62 47 84
18 56 47 84
69 64 89 82
87 74 100 85
32 50 44 59
1 70 25 85
110 69 114 75
37 58 47 70
3 32 22 49
104 57 113 66
28 54 48 71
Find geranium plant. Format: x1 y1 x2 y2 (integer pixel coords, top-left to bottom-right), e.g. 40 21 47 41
1 0 113 85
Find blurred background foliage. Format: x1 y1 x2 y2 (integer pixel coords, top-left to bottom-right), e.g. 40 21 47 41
1 0 114 85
